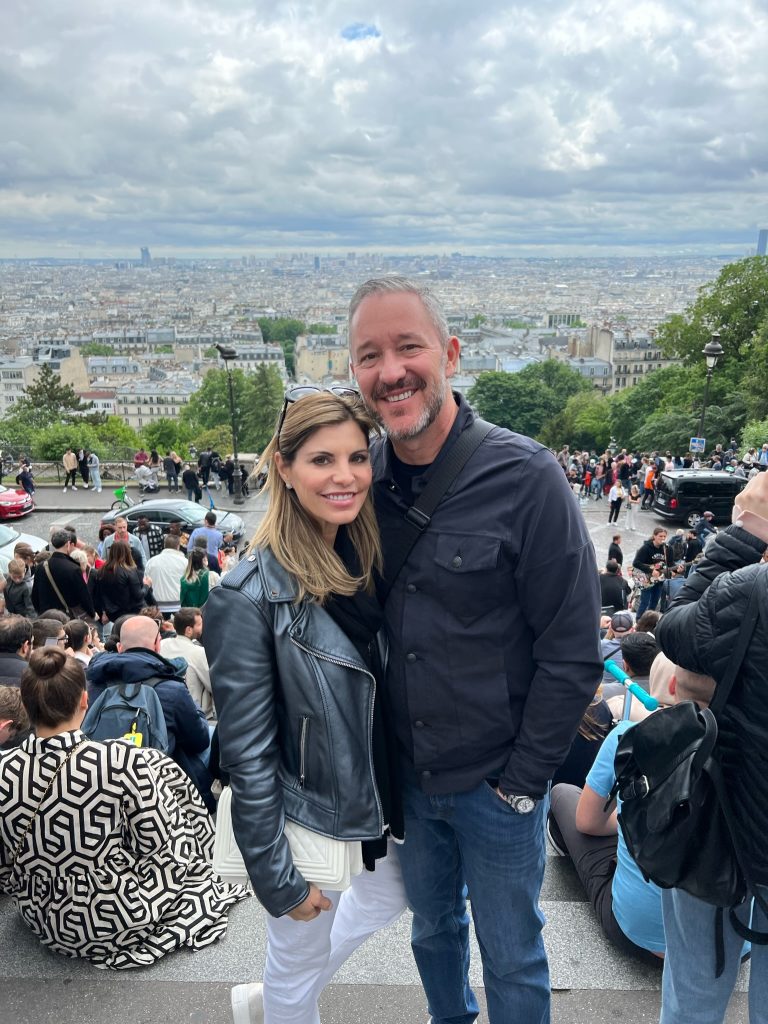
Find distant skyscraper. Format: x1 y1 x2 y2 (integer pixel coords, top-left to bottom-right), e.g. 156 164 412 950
758 230 768 256
140 246 152 267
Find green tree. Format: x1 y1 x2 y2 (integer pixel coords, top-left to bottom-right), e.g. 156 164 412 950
141 418 193 455
657 256 768 366
194 425 234 455
241 365 285 452
32 422 101 460
203 346 219 359
259 318 305 377
306 323 336 335
5 364 92 431
180 369 250 435
467 314 487 329
540 390 611 451
80 342 115 356
91 416 142 458
742 417 768 451
468 363 589 438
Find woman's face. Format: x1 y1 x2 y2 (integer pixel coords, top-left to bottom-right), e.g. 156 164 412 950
277 420 372 546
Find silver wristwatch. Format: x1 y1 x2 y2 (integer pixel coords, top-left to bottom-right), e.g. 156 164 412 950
499 792 537 814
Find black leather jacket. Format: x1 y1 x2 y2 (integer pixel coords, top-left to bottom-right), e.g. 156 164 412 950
203 547 384 917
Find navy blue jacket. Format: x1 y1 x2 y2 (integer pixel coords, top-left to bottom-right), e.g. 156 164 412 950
372 394 603 798
86 648 209 761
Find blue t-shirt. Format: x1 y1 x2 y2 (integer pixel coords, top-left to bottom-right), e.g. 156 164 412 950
586 719 665 954
188 526 223 559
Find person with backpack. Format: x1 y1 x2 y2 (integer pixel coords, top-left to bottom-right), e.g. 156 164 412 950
209 450 222 490
0 646 247 969
653 470 768 1023
180 548 219 607
85 615 213 808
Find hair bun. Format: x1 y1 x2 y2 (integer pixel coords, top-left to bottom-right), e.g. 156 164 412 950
28 647 66 677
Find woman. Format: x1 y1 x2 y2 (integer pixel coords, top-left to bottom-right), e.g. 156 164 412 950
64 619 102 666
97 524 115 561
625 483 641 532
0 648 248 968
90 540 145 624
179 548 219 607
608 480 625 524
204 390 406 1024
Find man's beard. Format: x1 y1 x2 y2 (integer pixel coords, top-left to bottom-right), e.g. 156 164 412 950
365 362 448 442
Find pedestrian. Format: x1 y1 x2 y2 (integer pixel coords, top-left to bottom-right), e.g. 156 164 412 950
641 462 656 509
16 465 35 497
204 390 406 1024
347 277 602 1023
86 450 101 493
182 464 201 503
655 470 768 1023
608 480 625 524
61 447 78 492
608 533 624 567
77 448 90 488
631 527 669 617
162 451 179 492
197 448 211 488
625 483 641 531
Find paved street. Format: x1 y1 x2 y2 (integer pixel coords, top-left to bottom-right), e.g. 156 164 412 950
0 484 750 1023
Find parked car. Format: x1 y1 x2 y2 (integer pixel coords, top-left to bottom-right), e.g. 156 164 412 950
99 499 246 543
0 523 47 574
652 470 747 528
0 485 34 519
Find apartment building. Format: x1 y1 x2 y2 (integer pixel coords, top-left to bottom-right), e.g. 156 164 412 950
294 333 348 380
115 378 200 430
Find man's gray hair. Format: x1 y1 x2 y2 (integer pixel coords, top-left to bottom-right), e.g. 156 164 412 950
50 529 72 550
348 276 450 349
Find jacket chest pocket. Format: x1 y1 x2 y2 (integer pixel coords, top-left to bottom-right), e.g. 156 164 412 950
432 534 506 625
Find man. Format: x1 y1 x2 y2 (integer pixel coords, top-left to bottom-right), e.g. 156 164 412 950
102 516 146 572
161 607 215 722
608 533 624 567
197 447 212 487
348 277 602 1023
135 515 165 562
145 535 187 616
682 528 703 574
133 447 149 470
86 614 212 805
182 463 201 503
0 616 32 685
62 447 78 492
695 510 717 546
599 559 631 615
86 450 102 493
631 526 669 617
601 609 634 685
31 529 95 618
188 511 224 572
641 462 656 510
162 451 179 492
655 470 768 1022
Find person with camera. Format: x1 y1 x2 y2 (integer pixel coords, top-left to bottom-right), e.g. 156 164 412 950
655 471 768 1023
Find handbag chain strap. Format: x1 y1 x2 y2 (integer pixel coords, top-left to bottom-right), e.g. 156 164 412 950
10 739 86 868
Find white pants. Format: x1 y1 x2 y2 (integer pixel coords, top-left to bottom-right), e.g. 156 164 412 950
625 502 637 531
263 842 407 1024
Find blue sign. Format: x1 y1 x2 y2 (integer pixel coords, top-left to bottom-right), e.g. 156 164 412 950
690 437 706 453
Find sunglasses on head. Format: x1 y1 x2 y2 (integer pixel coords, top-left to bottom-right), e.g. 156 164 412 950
274 385 360 439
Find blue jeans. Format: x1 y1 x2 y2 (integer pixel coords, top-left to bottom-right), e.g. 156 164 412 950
637 581 663 616
660 886 768 1024
397 779 550 1024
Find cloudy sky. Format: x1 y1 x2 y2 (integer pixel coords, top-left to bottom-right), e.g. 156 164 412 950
2 0 767 257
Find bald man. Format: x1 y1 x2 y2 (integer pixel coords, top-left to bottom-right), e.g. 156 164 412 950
86 614 212 806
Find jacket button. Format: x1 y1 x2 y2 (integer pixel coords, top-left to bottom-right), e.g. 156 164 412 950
406 583 416 594
451 555 462 568
406 652 417 663
414 720 425 729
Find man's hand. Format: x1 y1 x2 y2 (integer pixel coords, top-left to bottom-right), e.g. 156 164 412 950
287 883 332 922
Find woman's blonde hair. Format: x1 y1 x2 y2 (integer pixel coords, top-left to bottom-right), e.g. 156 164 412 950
252 392 381 602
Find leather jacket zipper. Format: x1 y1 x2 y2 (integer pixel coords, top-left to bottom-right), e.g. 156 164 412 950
290 635 383 832
298 715 309 788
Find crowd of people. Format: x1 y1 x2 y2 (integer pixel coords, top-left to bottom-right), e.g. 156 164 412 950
0 277 765 1024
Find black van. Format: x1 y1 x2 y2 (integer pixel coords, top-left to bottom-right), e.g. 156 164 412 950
652 470 747 528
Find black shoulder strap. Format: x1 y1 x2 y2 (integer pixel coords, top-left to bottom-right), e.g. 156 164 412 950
111 674 167 697
710 568 764 717
381 418 494 599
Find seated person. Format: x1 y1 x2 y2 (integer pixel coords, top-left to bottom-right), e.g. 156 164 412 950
548 658 715 965
604 632 660 721
0 648 248 969
601 610 634 685
599 559 631 615
634 609 661 634
552 686 613 789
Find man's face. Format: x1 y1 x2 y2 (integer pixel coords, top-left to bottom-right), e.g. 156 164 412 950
349 291 459 442
115 519 129 539
190 614 203 640
137 518 149 534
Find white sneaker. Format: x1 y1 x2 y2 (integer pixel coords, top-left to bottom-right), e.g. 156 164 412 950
231 983 263 1024
62 487 67 493
83 484 89 489
96 487 102 493
72 484 77 490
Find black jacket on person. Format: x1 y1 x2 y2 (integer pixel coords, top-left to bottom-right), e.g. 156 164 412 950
0 651 27 686
656 524 768 886
371 393 603 799
4 576 36 619
90 566 145 621
31 551 95 617
599 572 631 613
608 541 623 566
632 539 668 574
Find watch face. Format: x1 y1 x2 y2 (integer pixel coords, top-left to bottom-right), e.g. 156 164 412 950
513 796 536 814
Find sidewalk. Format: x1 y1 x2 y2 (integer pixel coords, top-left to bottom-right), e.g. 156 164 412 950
27 482 256 517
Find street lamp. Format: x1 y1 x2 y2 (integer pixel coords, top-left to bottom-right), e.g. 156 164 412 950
214 343 245 506
697 332 725 442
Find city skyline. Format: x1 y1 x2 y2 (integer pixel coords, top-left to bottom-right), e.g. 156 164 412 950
3 0 768 258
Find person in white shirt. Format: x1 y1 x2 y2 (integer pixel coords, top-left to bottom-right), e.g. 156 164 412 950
160 607 215 722
144 536 188 617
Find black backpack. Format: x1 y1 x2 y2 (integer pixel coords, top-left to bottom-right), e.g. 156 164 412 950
611 570 768 972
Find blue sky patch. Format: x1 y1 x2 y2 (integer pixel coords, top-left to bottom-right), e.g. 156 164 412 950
341 22 381 40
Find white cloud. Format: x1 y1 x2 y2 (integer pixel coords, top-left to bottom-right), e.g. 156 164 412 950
0 0 767 255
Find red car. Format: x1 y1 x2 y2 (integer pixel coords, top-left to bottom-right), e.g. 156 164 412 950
0 485 34 519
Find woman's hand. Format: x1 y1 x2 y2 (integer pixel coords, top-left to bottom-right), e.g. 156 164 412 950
287 883 332 922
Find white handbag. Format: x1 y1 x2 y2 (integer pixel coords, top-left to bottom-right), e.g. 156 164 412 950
213 785 363 891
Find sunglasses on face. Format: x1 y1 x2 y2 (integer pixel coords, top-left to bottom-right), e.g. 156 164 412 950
274 385 360 439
